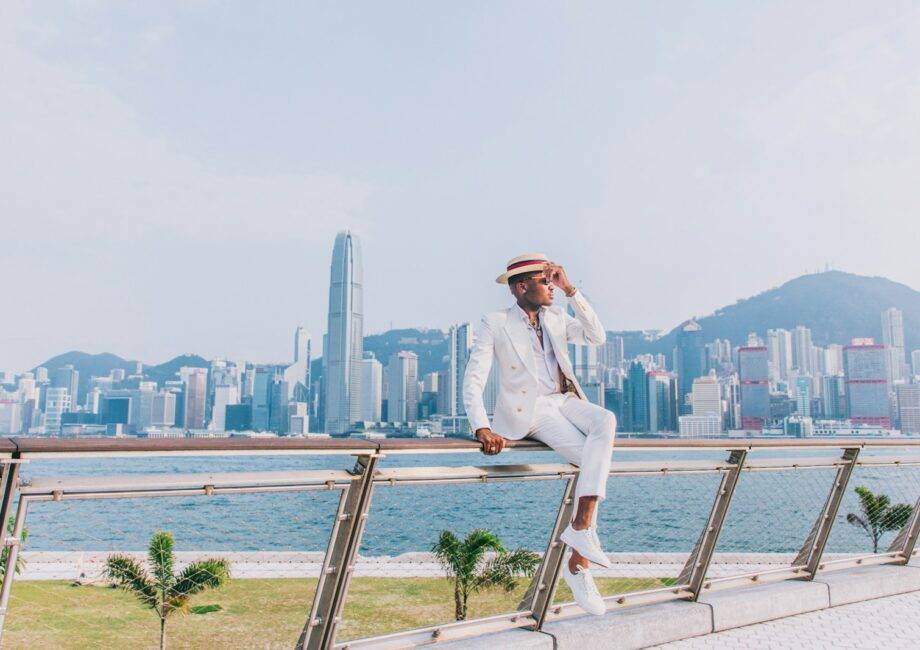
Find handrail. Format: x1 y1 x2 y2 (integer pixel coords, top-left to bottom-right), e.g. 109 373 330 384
0 438 918 649
5 435 920 458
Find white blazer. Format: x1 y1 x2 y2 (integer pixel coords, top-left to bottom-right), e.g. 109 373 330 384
462 291 606 440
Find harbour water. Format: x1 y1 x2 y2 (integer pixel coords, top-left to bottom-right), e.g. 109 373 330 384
15 447 920 558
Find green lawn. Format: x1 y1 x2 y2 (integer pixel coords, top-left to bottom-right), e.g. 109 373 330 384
4 576 667 649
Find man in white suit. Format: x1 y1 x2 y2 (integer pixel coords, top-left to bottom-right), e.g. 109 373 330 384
463 252 616 616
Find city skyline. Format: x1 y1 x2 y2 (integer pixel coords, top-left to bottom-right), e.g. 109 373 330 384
5 3 920 370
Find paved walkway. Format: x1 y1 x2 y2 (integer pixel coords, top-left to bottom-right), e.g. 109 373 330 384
657 590 920 649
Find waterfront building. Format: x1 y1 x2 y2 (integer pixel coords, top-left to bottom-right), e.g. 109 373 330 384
766 329 793 382
360 354 383 422
896 384 920 435
284 327 311 403
913 350 920 378
844 339 892 427
690 372 721 420
792 326 814 374
624 361 650 432
43 387 71 435
268 377 290 434
324 230 364 434
675 319 704 414
822 375 846 420
387 351 418 423
181 367 208 430
151 390 177 427
881 307 907 382
99 395 131 425
738 346 770 430
678 415 722 437
288 401 309 435
0 400 21 434
210 385 238 431
795 376 812 417
225 404 252 432
647 371 678 433
251 366 276 431
50 365 79 411
448 322 473 417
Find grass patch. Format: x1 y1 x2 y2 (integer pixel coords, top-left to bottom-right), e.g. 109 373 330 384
4 576 668 648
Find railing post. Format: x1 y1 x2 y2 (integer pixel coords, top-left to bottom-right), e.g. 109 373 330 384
794 447 860 577
518 474 578 628
677 449 747 600
297 453 380 650
886 493 920 564
0 492 28 643
0 454 21 535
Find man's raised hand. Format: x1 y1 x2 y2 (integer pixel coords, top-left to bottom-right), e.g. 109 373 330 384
475 428 506 455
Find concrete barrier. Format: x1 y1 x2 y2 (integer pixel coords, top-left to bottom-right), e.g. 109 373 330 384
814 564 920 606
546 601 712 649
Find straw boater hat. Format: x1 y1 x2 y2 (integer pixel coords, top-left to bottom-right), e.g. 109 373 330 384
495 252 550 284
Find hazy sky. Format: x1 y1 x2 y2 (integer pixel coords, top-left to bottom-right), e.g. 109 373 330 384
3 1 920 372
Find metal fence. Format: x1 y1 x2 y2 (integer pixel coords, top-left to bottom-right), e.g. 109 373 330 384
0 437 918 649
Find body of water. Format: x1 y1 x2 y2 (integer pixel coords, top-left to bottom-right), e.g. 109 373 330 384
14 447 920 558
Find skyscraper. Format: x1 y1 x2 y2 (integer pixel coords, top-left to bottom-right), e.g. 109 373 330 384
896 385 920 434
568 296 601 384
822 375 846 420
449 323 473 416
738 346 769 430
881 307 906 382
209 385 238 431
43 387 70 435
690 372 721 418
795 376 812 417
766 329 793 383
324 231 364 434
912 350 920 378
844 339 891 427
387 351 418 423
647 371 678 433
182 368 208 430
625 361 650 433
601 336 625 372
360 354 382 421
675 319 704 415
285 327 312 403
792 326 814 374
50 365 79 412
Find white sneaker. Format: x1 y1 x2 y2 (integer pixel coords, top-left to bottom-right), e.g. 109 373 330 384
560 524 611 568
562 561 606 616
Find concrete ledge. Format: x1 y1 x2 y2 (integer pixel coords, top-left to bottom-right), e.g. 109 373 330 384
545 601 712 649
814 564 920 606
437 628 552 649
699 580 829 632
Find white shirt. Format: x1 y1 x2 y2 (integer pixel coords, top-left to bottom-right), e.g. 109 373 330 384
518 305 562 396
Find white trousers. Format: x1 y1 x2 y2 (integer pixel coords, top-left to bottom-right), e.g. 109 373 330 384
526 393 617 502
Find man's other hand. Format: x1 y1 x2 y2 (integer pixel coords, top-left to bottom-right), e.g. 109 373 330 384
475 428 506 455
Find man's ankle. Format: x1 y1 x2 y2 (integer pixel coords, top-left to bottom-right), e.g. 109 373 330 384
571 519 590 531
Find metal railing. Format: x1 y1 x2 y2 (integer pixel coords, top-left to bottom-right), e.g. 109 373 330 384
0 436 917 649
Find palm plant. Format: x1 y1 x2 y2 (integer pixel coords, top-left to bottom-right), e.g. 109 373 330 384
845 486 913 553
0 516 28 578
432 529 540 621
104 531 230 650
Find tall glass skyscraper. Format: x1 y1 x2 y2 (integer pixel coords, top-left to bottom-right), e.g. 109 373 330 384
676 319 704 415
324 231 364 435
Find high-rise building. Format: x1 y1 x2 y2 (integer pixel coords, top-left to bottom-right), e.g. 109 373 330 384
210 385 239 431
269 377 290 433
738 346 770 430
822 375 846 420
449 323 473 416
387 351 418 423
182 368 208 430
844 339 891 427
324 231 364 434
601 336 625 372
792 326 814 374
647 371 678 433
766 329 793 382
288 402 309 435
568 295 601 384
285 327 312 403
795 376 812 417
251 366 275 431
690 372 721 420
624 361 650 433
881 307 907 382
896 385 920 434
675 319 704 415
43 387 71 435
151 390 177 427
359 354 382 421
50 365 79 412
912 350 920 378
34 367 48 383
824 344 844 376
